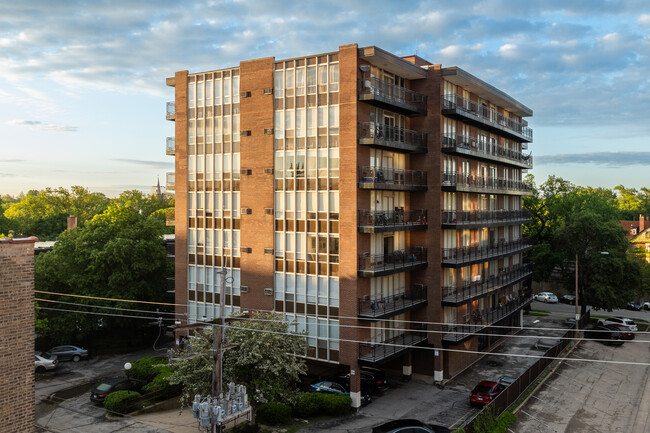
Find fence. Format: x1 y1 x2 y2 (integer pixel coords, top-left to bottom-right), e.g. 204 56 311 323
461 310 591 432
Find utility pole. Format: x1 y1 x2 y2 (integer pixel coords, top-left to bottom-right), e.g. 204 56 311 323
213 268 227 399
575 253 579 334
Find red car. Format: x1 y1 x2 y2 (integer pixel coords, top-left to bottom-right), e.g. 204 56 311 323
469 380 505 406
605 324 635 340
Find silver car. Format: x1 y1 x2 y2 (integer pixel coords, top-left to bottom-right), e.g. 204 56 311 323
597 317 638 332
48 345 89 362
534 292 558 303
35 352 58 373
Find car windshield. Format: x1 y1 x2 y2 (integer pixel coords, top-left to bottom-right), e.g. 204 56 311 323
474 385 494 393
618 326 631 331
40 352 54 359
95 383 113 392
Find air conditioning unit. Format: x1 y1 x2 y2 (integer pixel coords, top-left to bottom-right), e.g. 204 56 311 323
240 169 252 175
241 207 252 215
240 91 251 98
263 168 274 175
263 88 273 95
264 288 273 296
264 248 274 255
264 128 274 135
241 285 249 293
240 130 251 136
264 208 273 215
241 247 252 254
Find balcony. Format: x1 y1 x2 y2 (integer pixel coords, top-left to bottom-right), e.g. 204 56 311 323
441 209 531 229
358 285 428 320
166 172 175 192
359 77 427 115
442 238 532 267
442 292 533 344
442 265 532 306
442 172 532 196
359 166 427 191
166 137 175 156
442 94 532 142
358 122 427 153
166 101 175 120
358 209 427 233
358 248 428 277
359 329 428 366
442 134 532 169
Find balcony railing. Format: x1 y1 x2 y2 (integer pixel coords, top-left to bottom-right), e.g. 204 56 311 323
442 237 531 266
358 209 427 233
359 166 427 191
358 248 428 277
442 265 532 305
166 172 175 191
442 209 531 227
442 94 532 142
358 122 427 153
358 285 428 320
442 134 532 169
359 330 428 366
442 292 533 343
359 77 427 115
442 172 532 195
166 137 175 155
166 102 175 120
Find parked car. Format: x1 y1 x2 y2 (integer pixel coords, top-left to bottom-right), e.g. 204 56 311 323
49 345 89 362
597 317 638 332
559 295 576 305
309 380 371 405
605 324 635 340
35 352 58 373
643 302 650 311
626 301 642 311
585 326 625 346
497 375 516 387
372 419 451 433
329 372 375 396
534 292 558 303
564 317 577 328
361 366 390 394
533 338 560 351
90 376 145 404
469 380 506 406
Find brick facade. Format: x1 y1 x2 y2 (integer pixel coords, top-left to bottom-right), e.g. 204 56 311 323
0 237 37 433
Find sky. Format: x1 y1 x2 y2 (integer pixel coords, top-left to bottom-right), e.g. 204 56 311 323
1 0 649 197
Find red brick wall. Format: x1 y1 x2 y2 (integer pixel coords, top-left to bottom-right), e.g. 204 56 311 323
0 238 37 433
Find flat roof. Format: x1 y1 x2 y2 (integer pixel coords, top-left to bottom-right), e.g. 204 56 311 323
359 46 428 80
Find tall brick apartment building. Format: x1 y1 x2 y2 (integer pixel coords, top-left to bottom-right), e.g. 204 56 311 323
166 44 533 405
0 237 37 433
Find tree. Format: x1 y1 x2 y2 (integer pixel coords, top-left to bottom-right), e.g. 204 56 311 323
34 203 170 344
167 312 307 410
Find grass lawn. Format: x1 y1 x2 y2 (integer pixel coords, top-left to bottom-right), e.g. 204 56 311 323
526 309 551 317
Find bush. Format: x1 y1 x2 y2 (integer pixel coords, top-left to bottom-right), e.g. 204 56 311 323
125 356 169 382
292 392 323 418
103 390 142 414
141 370 182 400
472 409 516 433
256 401 292 425
229 423 260 433
320 393 352 416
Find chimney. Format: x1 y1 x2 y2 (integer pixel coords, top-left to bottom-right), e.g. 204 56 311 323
67 215 78 230
640 214 645 233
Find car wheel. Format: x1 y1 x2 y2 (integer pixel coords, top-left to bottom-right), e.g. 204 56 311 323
36 366 46 374
72 355 80 362
544 299 548 303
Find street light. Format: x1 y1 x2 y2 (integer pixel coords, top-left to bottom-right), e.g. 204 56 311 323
575 251 609 334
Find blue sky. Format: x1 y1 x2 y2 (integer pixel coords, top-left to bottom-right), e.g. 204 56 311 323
1 0 649 196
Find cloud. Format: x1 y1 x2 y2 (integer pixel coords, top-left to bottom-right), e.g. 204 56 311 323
6 120 78 132
536 152 650 167
0 159 26 163
112 158 174 169
0 173 16 177
638 14 650 26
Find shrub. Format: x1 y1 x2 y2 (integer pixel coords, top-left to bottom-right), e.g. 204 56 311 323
141 369 182 400
103 390 142 414
256 401 292 425
125 356 169 382
229 423 260 433
292 392 323 418
319 393 352 416
472 409 516 433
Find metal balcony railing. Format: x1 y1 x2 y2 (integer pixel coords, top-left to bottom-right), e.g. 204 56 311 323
359 77 427 115
442 134 532 168
358 248 428 277
358 122 427 153
165 172 175 191
442 172 532 194
442 94 532 141
166 137 175 155
442 209 531 226
359 166 427 191
358 209 427 233
358 285 428 319
442 237 531 265
166 102 175 120
359 330 428 365
442 292 533 343
442 265 532 305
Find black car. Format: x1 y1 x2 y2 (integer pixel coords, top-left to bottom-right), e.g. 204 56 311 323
559 295 576 305
626 301 642 311
90 376 145 404
372 419 451 433
329 371 375 396
360 366 390 394
585 326 625 346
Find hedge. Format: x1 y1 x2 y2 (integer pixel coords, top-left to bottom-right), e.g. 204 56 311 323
103 390 142 414
292 392 352 418
125 356 169 382
256 401 292 425
141 369 182 400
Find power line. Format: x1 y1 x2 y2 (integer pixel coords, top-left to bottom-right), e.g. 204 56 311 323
35 298 179 317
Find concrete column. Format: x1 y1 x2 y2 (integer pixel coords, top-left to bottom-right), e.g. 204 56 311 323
349 364 362 408
434 347 443 382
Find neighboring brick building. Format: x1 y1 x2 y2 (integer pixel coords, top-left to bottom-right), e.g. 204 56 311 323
166 44 533 405
0 237 38 433
620 215 650 262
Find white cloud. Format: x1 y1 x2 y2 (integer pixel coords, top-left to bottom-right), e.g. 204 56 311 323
6 120 78 132
638 14 650 26
498 43 519 59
